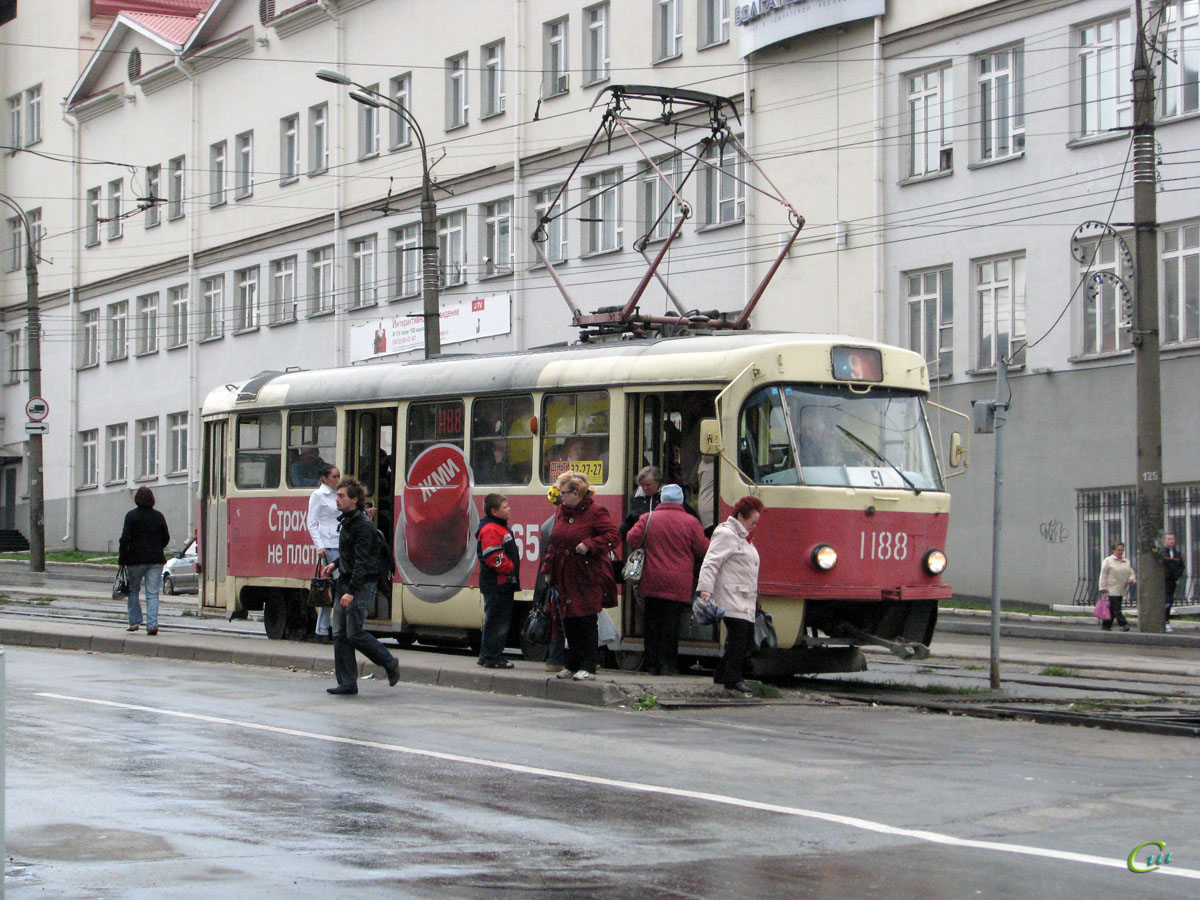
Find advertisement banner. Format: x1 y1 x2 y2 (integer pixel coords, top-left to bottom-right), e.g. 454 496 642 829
351 293 511 362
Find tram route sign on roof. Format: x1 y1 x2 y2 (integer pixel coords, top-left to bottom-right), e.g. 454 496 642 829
26 396 49 421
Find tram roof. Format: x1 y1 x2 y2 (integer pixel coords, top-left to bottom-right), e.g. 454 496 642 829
200 331 929 415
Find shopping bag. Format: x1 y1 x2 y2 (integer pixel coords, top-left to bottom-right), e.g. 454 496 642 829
1093 594 1112 621
754 610 778 650
112 566 130 601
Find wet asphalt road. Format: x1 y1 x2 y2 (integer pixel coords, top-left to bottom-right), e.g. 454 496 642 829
4 647 1197 899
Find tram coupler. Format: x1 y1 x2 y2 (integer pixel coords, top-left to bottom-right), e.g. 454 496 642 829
833 623 930 661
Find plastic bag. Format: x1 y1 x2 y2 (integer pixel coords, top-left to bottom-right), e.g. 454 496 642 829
754 610 778 650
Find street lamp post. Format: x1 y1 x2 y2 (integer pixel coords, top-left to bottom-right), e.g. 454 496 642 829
315 68 441 358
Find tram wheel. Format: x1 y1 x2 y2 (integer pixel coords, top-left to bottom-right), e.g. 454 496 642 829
612 649 644 672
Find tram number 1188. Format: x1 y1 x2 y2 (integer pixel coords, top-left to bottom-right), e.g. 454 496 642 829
860 530 909 561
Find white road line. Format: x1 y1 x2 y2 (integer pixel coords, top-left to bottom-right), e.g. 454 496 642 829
36 692 1197 881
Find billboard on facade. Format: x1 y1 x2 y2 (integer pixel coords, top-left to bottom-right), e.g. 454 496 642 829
350 293 511 362
735 0 885 58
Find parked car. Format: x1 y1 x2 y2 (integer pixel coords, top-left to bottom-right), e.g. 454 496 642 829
162 538 198 595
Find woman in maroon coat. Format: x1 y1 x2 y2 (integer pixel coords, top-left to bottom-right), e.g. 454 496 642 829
541 471 620 681
626 484 708 675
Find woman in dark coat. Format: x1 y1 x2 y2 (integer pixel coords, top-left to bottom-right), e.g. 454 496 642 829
541 471 620 681
626 483 708 675
118 486 170 635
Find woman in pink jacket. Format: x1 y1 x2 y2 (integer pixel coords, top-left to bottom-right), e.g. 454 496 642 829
696 495 764 696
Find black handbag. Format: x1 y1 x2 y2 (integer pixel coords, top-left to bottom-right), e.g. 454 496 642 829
112 566 129 601
307 562 334 608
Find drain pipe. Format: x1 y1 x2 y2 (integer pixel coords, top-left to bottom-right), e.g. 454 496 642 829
872 15 884 342
511 0 525 346
318 0 346 365
174 50 200 541
61 100 81 547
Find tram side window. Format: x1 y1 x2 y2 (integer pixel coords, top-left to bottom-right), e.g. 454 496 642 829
738 388 797 485
235 412 282 489
471 394 534 485
541 390 609 484
286 407 336 488
406 400 464 473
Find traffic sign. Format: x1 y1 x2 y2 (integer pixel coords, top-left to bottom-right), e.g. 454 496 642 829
24 420 48 435
25 396 49 421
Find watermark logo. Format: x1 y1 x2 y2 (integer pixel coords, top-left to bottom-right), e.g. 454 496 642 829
1128 841 1173 873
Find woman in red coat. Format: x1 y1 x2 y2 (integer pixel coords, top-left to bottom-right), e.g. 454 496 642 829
626 483 708 675
541 471 620 681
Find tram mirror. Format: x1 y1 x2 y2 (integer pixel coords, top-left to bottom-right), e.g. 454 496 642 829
949 432 964 468
699 418 723 456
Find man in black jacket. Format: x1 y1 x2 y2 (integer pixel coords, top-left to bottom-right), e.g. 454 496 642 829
1162 532 1186 632
322 479 400 695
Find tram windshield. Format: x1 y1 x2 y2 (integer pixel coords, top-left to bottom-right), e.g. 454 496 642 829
738 384 942 492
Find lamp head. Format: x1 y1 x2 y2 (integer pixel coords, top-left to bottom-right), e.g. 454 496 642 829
315 67 352 85
349 91 381 108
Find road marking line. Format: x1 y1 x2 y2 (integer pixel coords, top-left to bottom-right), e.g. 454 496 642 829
36 691 1198 880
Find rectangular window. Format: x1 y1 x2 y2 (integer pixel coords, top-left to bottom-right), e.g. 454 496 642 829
533 185 568 264
482 42 505 118
358 85 380 158
27 208 41 262
1078 235 1132 354
308 246 335 315
136 292 158 355
106 423 128 484
145 164 161 227
168 284 188 347
544 19 569 96
482 199 512 277
639 153 683 242
235 411 282 489
905 267 953 379
350 235 377 307
406 400 465 473
471 394 535 485
702 142 744 225
24 85 39 145
107 300 128 361
654 0 682 62
584 4 610 85
280 114 299 182
107 178 123 239
235 131 254 198
977 46 1024 161
584 169 621 254
235 266 259 332
270 256 297 324
5 216 19 272
446 55 468 128
80 310 99 368
1162 222 1200 344
86 187 101 246
1158 0 1200 118
6 94 19 149
168 156 185 219
80 429 99 487
392 224 421 299
975 253 1026 368
309 103 329 173
438 212 466 287
201 275 224 339
1078 17 1133 136
699 0 730 48
168 412 189 475
541 390 610 484
907 66 953 177
5 330 20 384
136 417 158 480
286 407 336 488
209 140 227 205
389 74 412 148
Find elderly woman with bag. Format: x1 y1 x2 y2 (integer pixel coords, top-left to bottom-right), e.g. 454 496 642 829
1098 540 1134 632
696 495 764 696
540 471 620 681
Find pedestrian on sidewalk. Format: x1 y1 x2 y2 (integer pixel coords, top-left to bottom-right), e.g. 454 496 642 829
322 479 400 695
1098 541 1134 632
306 463 342 644
118 486 170 636
476 493 521 669
1162 532 1185 633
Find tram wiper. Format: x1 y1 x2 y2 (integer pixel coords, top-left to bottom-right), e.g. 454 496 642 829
835 426 921 495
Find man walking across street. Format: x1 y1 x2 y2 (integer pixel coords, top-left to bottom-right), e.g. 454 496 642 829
1162 532 1185 633
323 479 400 695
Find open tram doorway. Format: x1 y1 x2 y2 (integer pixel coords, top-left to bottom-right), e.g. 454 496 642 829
345 407 397 621
200 419 227 610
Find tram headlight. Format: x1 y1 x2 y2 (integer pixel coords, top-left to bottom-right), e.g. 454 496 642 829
922 549 948 576
811 544 838 571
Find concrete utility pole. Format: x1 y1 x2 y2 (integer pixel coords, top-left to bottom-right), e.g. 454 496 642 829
1131 0 1165 632
988 359 1009 690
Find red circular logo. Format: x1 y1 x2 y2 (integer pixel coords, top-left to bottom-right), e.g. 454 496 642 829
401 444 472 577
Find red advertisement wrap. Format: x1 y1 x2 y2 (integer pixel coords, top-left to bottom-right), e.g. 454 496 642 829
225 496 328 579
403 445 474 577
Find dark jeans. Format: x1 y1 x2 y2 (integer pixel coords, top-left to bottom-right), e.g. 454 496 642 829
1166 579 1178 621
714 616 755 686
478 585 515 663
1100 594 1128 630
332 583 398 687
564 613 599 674
643 596 687 674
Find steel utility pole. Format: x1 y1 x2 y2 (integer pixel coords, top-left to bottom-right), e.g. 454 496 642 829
1132 0 1165 632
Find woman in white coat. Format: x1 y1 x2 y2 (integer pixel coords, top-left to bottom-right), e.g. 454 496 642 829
696 495 764 696
307 464 342 643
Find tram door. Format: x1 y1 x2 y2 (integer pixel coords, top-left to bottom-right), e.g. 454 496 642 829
345 407 397 621
200 419 227 610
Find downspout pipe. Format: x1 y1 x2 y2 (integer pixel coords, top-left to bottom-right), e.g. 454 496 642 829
61 99 80 546
174 50 199 542
873 15 884 342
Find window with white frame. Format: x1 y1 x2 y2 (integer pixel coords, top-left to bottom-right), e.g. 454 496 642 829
5 330 20 384
544 20 569 97
976 46 1024 161
639 153 683 242
5 216 19 272
358 86 380 158
145 164 161 227
482 42 505 118
905 267 954 379
27 208 40 262
136 417 158 480
389 74 412 148
6 84 40 149
168 284 188 347
136 292 158 355
438 212 466 287
584 4 610 84
6 94 18 150
308 246 334 315
309 103 328 173
106 423 127 483
107 178 123 239
1158 0 1200 118
209 140 227 205
80 429 99 487
350 236 377 307
654 0 682 62
167 412 188 474
270 256 297 324
702 142 745 226
1162 222 1199 345
235 131 254 198
107 300 128 361
482 200 512 277
168 156 185 219
1078 16 1133 137
235 266 259 332
532 185 568 264
700 0 730 48
906 65 953 177
975 252 1026 368
201 275 224 339
86 187 100 246
80 310 98 368
446 56 468 128
584 169 621 254
392 224 421 298
280 114 299 182
1078 234 1132 355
